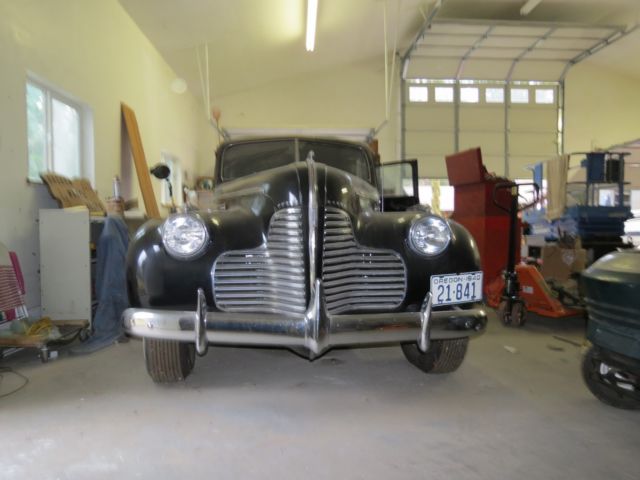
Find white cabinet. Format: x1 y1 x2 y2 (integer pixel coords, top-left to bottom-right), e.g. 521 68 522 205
39 209 101 325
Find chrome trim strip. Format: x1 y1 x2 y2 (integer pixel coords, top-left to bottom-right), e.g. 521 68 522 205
212 207 306 315
418 292 433 352
307 159 319 305
195 288 208 356
321 207 407 314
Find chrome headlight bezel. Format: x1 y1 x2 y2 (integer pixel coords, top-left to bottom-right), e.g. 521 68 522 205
161 213 209 259
408 215 452 257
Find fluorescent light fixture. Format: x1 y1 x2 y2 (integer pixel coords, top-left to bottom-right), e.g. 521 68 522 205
306 0 318 52
520 0 543 16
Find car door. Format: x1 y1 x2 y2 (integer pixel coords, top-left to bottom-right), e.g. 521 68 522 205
377 159 420 212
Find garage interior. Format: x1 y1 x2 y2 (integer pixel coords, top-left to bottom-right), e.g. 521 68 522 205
1 0 639 478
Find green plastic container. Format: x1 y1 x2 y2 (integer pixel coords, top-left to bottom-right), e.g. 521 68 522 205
582 249 640 360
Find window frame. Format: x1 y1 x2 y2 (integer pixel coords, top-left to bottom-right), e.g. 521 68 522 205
26 76 87 184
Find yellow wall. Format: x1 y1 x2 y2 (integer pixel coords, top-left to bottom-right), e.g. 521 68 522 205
215 58 400 165
0 0 216 310
564 61 640 154
564 61 640 187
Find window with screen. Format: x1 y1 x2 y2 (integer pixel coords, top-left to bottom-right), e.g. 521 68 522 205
26 79 90 182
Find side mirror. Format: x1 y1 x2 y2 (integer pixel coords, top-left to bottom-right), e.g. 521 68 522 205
150 163 171 180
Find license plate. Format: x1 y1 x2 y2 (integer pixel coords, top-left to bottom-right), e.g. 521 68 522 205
430 271 483 306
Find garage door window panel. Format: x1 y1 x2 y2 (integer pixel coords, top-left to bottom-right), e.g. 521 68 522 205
409 86 429 103
535 88 555 104
510 88 529 104
485 87 504 104
435 87 454 103
460 87 479 103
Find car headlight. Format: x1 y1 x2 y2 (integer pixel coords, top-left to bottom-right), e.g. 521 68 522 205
162 214 209 259
408 216 451 256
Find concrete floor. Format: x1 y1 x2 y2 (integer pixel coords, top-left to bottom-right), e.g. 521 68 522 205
1 312 639 480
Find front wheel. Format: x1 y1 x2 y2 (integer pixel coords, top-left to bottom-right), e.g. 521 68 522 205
497 301 526 327
401 338 469 374
582 347 640 410
144 338 196 383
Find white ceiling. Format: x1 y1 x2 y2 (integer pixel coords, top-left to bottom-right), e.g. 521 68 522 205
119 0 640 100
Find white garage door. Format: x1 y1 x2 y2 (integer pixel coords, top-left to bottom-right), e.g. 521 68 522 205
403 79 559 179
400 19 628 181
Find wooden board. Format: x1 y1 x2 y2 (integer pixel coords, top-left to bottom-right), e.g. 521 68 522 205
72 179 106 214
121 103 161 219
40 173 106 216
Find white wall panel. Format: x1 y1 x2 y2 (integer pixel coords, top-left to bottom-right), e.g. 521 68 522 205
460 59 512 79
415 155 449 178
509 155 550 177
405 105 454 129
405 131 455 155
510 107 557 131
511 61 566 80
459 106 504 130
510 132 558 156
406 58 461 79
482 155 506 175
459 132 504 155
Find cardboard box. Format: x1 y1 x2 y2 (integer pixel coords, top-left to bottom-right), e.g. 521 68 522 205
540 244 586 282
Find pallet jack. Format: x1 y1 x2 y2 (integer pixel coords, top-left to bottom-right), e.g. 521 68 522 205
486 181 583 326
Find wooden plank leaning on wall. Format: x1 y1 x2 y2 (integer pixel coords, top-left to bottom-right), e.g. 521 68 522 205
121 103 161 219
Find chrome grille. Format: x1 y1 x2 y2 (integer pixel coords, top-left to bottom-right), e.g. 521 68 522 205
322 207 406 314
213 207 306 315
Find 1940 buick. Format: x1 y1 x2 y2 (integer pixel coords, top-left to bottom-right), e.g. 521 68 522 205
123 137 487 383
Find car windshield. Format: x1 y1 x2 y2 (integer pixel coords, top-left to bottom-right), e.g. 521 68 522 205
221 139 371 183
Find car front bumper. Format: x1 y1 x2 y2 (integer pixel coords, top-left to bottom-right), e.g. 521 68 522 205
123 280 487 357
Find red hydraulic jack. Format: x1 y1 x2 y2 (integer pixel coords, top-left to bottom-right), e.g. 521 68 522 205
486 182 583 325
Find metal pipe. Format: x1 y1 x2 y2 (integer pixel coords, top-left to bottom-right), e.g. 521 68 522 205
504 85 510 177
400 75 406 160
558 79 565 154
454 80 460 152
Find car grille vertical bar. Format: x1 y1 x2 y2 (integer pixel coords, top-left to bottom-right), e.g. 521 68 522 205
322 207 406 314
213 207 306 315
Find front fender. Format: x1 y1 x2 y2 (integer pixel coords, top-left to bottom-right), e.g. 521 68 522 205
126 207 266 309
354 212 482 308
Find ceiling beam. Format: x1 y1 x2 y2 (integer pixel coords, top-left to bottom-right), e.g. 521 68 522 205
520 0 543 17
559 24 639 80
455 26 494 79
401 0 446 78
506 27 557 81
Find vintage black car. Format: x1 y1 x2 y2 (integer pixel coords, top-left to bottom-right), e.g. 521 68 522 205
123 137 487 383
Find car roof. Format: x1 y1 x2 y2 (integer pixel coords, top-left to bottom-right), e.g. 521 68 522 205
217 136 372 152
